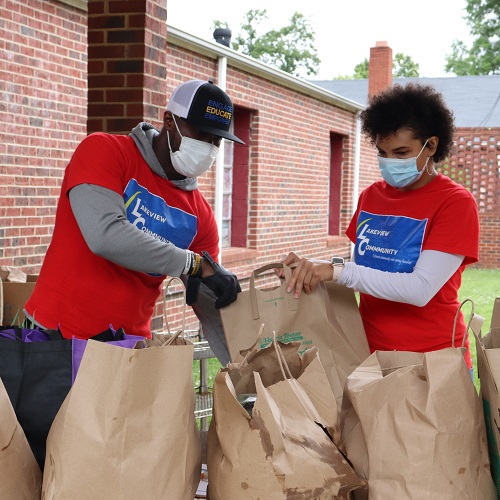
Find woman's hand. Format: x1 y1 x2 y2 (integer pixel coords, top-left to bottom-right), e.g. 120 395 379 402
275 252 301 279
278 252 333 299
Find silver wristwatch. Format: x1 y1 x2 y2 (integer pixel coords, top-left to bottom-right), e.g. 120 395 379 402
331 257 345 282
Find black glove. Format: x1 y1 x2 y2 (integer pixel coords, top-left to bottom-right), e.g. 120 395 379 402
185 251 241 309
186 275 202 306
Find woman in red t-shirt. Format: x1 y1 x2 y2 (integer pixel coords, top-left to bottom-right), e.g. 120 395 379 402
282 83 479 372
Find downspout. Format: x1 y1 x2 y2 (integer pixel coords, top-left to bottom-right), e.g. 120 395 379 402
351 111 362 255
215 56 227 263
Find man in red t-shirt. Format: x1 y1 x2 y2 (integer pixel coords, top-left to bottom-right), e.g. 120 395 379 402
25 80 244 366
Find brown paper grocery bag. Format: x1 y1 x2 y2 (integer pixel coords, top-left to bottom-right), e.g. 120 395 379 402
0 377 42 500
471 297 500 496
341 346 496 499
207 337 366 499
42 333 201 500
220 262 371 413
232 332 343 449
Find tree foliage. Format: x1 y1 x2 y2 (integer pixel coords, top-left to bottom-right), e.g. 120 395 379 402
393 53 419 77
353 59 369 79
445 0 500 75
214 10 321 77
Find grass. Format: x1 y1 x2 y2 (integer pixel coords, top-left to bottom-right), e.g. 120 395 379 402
458 268 499 332
458 267 500 392
193 267 500 394
193 357 221 392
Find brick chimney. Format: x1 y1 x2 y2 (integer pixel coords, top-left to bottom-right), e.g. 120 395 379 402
87 0 168 134
368 41 393 97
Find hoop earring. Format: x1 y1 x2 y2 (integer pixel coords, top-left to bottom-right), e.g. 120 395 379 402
426 157 435 175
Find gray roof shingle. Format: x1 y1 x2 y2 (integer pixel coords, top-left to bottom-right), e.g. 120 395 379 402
310 76 500 128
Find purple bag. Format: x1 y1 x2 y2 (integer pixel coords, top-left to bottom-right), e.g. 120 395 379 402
0 327 52 342
71 327 145 384
23 329 54 342
0 328 21 340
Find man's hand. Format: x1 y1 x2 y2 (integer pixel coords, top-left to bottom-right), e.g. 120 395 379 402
186 251 241 308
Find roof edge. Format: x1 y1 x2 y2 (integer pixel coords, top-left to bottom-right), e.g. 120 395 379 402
167 25 365 114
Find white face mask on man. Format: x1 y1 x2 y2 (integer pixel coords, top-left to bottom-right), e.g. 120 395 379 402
167 115 219 178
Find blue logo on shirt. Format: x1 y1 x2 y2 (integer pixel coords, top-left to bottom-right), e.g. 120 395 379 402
354 211 427 272
123 179 197 249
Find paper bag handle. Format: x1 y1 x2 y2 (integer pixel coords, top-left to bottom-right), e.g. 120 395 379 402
272 331 293 381
239 327 293 382
469 312 485 340
239 323 266 366
163 329 184 346
469 311 497 393
249 263 297 320
452 298 475 348
163 277 187 336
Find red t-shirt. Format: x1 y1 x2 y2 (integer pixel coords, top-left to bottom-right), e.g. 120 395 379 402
346 174 479 368
25 132 218 339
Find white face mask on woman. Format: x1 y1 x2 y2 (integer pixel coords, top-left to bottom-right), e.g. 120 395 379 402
167 115 219 177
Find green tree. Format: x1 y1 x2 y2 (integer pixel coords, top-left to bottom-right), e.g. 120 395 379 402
336 53 419 79
393 53 419 77
353 59 369 79
214 10 321 77
445 0 500 75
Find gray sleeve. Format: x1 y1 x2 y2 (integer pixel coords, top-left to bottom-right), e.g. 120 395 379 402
339 250 465 307
69 183 187 276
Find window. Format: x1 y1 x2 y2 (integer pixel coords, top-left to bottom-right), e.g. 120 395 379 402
222 107 251 248
221 140 234 246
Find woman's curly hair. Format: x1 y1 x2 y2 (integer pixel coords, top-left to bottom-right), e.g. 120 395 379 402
360 83 455 163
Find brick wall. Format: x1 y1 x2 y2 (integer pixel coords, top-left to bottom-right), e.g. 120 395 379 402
443 128 500 268
0 0 87 271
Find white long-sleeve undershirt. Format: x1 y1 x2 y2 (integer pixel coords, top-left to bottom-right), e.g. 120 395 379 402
337 250 464 307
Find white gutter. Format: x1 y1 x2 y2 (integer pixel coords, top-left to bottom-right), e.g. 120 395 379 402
351 111 362 255
215 56 227 263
